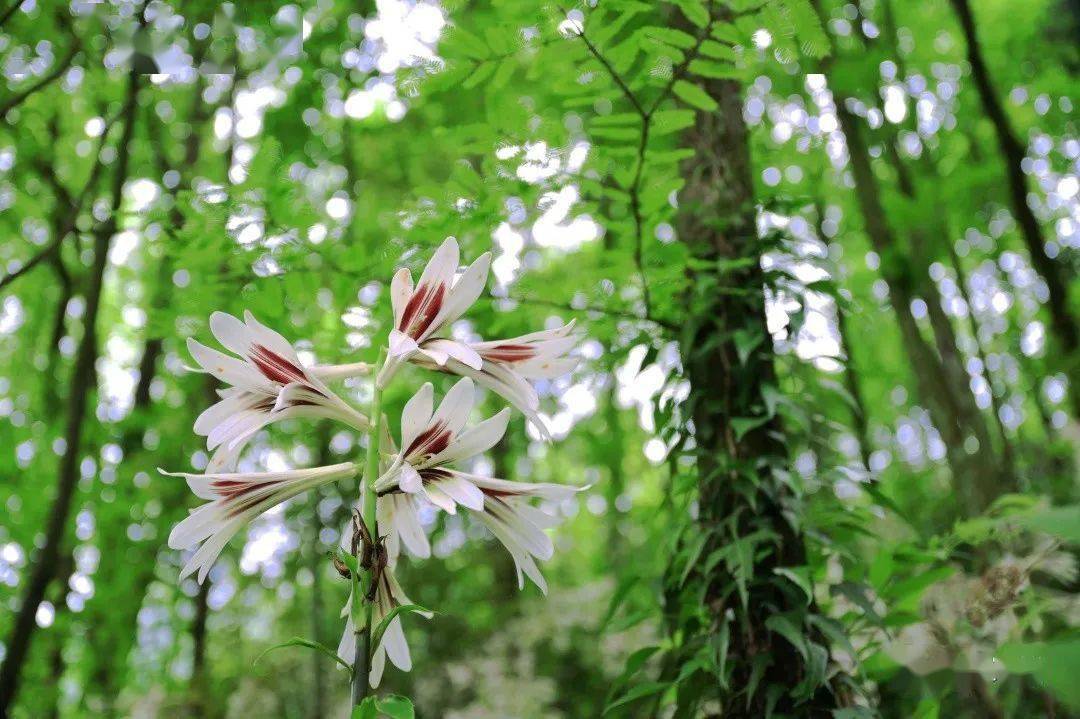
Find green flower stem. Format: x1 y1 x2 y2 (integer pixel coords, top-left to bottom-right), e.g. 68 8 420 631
351 348 386 707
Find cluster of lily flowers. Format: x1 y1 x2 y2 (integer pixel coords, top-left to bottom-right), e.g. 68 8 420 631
163 238 583 686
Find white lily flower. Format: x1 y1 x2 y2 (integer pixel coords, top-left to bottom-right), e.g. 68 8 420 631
414 320 580 439
373 377 509 517
379 470 583 593
372 379 583 590
163 462 359 582
466 476 583 594
337 557 431 688
377 238 492 388
189 311 369 471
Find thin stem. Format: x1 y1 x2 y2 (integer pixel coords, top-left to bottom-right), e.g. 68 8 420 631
351 348 386 707
567 3 712 326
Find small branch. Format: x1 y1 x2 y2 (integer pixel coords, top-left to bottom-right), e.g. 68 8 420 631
32 157 74 210
646 27 710 118
631 15 712 324
0 111 115 292
564 2 713 327
574 29 648 117
512 295 677 331
455 33 565 75
0 0 21 30
0 38 81 117
0 241 59 292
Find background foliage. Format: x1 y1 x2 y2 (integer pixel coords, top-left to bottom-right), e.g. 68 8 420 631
0 0 1077 717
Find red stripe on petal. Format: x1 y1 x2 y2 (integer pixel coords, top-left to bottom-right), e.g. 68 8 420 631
480 344 537 363
479 486 524 499
250 345 310 385
399 283 445 339
404 421 452 460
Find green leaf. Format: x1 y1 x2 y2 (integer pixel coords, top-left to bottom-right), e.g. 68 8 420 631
699 40 737 61
650 109 696 136
832 582 885 625
376 695 416 719
792 642 828 700
642 26 698 50
462 62 497 89
604 681 671 714
672 80 718 112
334 547 360 575
765 613 808 660
731 415 770 441
371 604 432 652
351 694 416 718
600 573 641 630
1015 504 1080 543
592 112 644 127
606 645 662 707
868 548 893 589
255 637 353 675
999 639 1080 709
734 327 764 365
882 566 954 605
671 0 710 28
779 0 830 58
774 566 813 604
679 532 710 586
447 26 489 59
688 59 741 80
352 698 379 719
912 698 940 719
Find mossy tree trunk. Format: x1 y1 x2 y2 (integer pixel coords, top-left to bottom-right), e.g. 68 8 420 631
667 45 846 715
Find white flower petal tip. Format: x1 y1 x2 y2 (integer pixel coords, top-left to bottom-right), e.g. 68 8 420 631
169 463 357 581
187 311 368 455
385 241 498 384
337 562 425 687
309 362 372 380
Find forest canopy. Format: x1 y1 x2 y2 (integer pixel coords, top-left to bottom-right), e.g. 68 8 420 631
0 0 1078 717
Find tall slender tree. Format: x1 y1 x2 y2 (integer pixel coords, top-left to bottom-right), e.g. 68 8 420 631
664 7 845 714
833 99 1001 514
0 18 144 711
949 0 1080 413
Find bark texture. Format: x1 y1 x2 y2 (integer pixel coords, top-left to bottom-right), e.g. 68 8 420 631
670 68 841 714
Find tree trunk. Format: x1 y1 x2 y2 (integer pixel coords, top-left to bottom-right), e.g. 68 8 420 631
836 296 874 475
945 241 1020 483
184 578 212 719
834 102 1001 514
0 54 142 719
309 531 326 719
669 56 842 713
950 0 1080 415
816 199 874 475
846 35 1013 502
77 62 216 709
